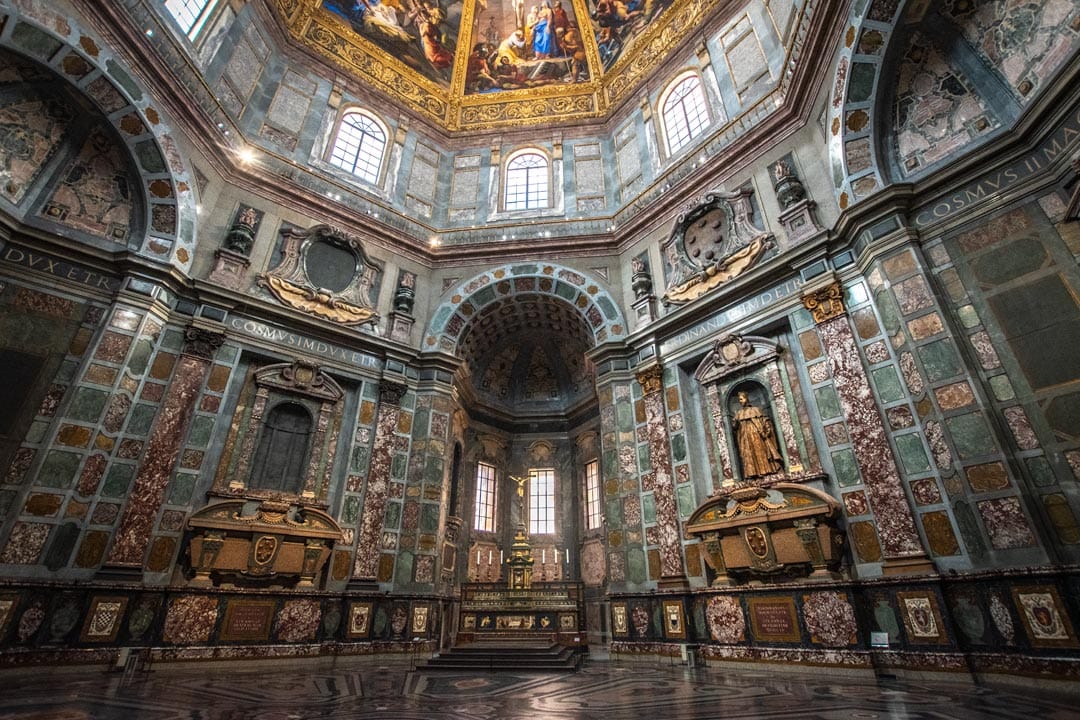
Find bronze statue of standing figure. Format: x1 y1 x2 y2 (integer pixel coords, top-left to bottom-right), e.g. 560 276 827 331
733 391 784 479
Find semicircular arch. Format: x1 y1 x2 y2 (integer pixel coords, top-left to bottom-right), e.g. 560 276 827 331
424 263 627 355
0 5 199 273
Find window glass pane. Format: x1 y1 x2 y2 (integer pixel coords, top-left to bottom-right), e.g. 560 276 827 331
473 462 497 532
329 112 387 184
663 75 709 155
585 460 602 530
505 152 549 211
529 468 555 535
164 0 216 37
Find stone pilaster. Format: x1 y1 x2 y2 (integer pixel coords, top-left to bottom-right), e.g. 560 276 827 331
104 324 224 569
352 380 406 582
803 282 934 576
636 364 687 587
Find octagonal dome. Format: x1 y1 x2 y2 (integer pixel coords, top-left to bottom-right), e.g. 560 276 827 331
276 0 736 131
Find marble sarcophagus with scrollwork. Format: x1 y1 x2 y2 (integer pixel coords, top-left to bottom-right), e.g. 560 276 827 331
187 498 342 588
686 482 845 585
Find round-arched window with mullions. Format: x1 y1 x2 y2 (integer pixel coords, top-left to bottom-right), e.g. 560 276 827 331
305 240 357 293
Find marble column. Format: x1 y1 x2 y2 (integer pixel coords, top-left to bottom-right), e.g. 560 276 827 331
636 364 687 587
353 380 406 582
104 325 224 569
803 282 934 575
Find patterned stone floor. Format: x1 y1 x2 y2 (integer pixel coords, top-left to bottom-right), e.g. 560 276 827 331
0 658 1076 720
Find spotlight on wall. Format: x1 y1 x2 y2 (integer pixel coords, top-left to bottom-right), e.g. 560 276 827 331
237 146 255 164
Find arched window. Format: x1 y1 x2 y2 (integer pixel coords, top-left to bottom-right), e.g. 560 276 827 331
328 110 388 185
504 150 550 211
164 0 218 38
660 73 710 156
250 402 313 495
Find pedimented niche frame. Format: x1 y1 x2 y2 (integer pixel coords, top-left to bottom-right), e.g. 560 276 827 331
213 359 345 505
693 333 822 487
258 224 382 327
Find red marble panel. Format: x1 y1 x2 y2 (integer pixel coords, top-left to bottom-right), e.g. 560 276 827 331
107 355 210 566
818 317 925 558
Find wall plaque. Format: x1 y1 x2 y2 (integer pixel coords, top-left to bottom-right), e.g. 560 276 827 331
220 600 275 642
347 601 373 639
80 596 128 643
748 597 800 642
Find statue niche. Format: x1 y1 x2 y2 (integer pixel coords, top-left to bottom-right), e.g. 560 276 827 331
185 359 345 588
661 188 774 305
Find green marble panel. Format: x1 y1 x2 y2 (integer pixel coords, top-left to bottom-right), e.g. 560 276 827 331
671 433 686 462
676 485 695 517
102 463 135 497
871 366 905 403
68 387 109 423
874 289 902 335
10 22 63 59
129 339 153 375
391 453 406 479
217 344 239 363
917 340 962 383
351 446 370 472
626 547 646 583
894 433 930 474
945 412 997 460
971 237 1047 287
161 329 184 352
791 307 814 331
989 275 1080 390
188 416 215 448
642 493 656 523
384 502 401 528
43 522 77 571
814 385 842 420
38 450 81 489
605 498 622 526
166 472 196 504
637 444 650 472
0 490 15 518
602 449 617 480
127 404 158 435
616 402 633 431
831 448 861 487
847 62 877 102
957 305 980 329
1026 455 1057 488
395 551 413 585
989 375 1015 401
26 420 49 444
56 359 78 383
343 495 361 524
1045 391 1080 438
421 503 440 532
362 382 378 400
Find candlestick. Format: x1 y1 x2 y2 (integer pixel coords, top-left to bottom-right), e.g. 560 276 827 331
500 550 504 564
488 550 492 564
565 548 569 563
542 549 546 563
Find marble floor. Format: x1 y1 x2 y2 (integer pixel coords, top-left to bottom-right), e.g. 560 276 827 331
0 657 1076 720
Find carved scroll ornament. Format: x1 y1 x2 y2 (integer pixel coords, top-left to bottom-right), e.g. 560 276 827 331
257 224 381 327
662 188 774 305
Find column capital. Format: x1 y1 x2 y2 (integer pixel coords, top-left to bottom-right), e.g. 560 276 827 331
801 281 845 324
635 364 664 396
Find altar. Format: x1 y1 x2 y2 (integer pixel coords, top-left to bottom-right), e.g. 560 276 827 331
457 582 584 646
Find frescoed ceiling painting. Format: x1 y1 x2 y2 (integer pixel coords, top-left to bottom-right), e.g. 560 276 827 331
276 0 745 130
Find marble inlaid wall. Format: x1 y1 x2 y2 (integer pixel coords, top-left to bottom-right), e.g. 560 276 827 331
353 382 409 582
397 388 452 590
927 202 1080 560
597 379 641 588
635 366 690 582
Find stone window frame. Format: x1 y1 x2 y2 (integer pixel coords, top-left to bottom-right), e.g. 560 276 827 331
326 107 391 187
657 70 712 159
